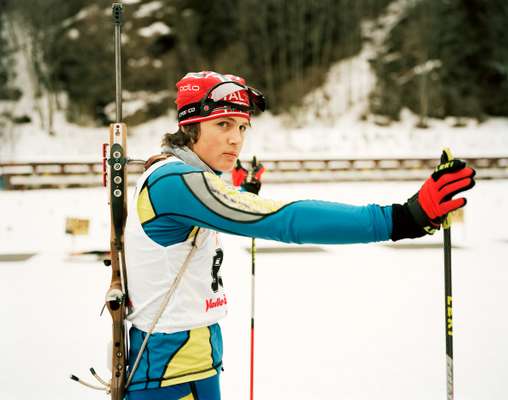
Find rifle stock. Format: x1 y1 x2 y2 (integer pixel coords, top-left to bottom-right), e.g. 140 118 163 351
106 121 128 399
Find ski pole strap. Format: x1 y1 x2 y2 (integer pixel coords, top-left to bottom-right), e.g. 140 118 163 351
125 228 201 389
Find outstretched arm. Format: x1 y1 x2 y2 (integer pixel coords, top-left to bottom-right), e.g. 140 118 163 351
145 167 392 245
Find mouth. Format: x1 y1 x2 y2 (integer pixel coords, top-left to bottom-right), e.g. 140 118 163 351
223 152 238 158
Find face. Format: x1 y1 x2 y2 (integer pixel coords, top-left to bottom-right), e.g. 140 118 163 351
192 116 250 172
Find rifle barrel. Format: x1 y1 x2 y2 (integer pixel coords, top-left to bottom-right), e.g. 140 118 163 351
113 3 123 122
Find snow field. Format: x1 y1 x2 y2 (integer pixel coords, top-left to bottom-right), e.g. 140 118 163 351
0 179 506 400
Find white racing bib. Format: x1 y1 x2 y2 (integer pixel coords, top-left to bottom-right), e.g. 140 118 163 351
124 158 227 333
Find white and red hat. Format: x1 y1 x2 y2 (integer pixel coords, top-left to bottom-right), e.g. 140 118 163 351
175 71 265 126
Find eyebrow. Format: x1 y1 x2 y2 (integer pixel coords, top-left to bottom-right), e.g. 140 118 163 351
219 117 251 127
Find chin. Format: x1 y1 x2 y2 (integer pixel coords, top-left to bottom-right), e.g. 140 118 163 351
219 163 235 172
216 160 235 172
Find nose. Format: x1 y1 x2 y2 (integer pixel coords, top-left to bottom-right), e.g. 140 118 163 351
227 126 243 145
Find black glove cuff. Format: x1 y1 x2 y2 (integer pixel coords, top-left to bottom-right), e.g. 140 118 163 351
406 193 431 227
391 203 428 241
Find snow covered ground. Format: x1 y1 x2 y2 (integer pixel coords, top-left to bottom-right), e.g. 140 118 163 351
0 179 506 400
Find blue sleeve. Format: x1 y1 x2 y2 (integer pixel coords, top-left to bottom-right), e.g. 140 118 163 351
145 168 393 245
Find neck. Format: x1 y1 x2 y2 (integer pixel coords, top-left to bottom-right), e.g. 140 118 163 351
165 145 222 175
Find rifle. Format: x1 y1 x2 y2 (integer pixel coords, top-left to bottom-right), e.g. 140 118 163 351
71 3 129 399
106 3 129 398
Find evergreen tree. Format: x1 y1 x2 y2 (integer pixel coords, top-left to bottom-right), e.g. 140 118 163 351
7 0 506 125
0 0 21 101
371 0 508 120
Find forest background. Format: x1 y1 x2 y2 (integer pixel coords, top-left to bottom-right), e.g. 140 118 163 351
0 0 507 133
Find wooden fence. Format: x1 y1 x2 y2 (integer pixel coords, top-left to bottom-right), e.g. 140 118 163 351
0 156 507 190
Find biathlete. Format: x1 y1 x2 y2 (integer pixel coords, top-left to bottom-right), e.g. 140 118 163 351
124 71 476 399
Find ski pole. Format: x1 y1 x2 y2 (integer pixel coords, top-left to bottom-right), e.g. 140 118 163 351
250 236 256 400
441 148 454 400
232 156 262 400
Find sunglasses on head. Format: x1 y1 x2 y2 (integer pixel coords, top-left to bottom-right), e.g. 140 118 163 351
200 81 266 115
178 81 266 123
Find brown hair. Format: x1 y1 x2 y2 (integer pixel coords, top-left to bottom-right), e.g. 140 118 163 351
161 123 200 150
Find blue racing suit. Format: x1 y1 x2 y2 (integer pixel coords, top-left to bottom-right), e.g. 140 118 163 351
126 154 393 399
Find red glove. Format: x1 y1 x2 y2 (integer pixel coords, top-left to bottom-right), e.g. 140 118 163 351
407 156 476 233
232 157 265 194
391 153 476 241
232 160 248 186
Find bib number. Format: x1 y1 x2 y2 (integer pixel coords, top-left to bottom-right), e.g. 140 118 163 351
211 248 224 292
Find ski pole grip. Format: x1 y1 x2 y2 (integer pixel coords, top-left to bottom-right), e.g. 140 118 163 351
440 148 453 164
112 3 123 26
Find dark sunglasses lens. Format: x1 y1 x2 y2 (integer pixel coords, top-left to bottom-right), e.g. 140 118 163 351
201 82 266 115
249 89 266 112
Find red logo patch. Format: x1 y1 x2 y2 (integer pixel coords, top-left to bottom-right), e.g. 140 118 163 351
205 294 227 312
224 90 249 105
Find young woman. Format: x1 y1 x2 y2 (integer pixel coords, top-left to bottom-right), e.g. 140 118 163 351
124 71 475 400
